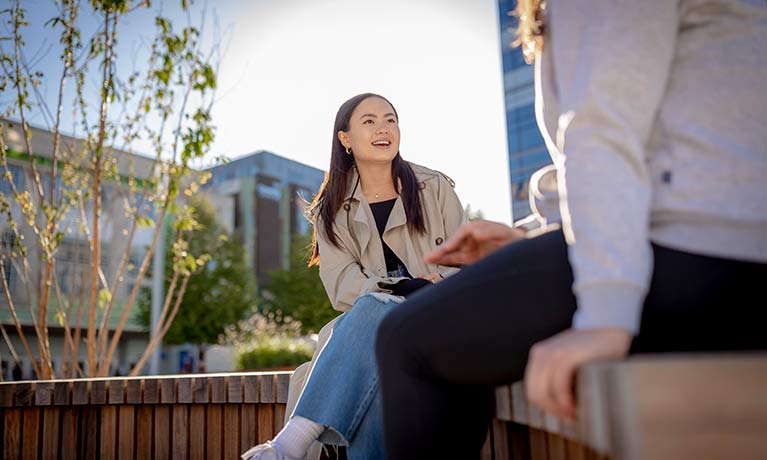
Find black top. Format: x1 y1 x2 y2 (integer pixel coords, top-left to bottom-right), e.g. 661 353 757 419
369 198 404 273
369 198 432 297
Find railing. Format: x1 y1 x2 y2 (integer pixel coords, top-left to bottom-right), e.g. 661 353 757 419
0 372 291 460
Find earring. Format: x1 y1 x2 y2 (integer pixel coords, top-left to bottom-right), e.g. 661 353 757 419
345 146 352 155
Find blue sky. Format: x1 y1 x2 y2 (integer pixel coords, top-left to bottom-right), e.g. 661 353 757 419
9 0 513 223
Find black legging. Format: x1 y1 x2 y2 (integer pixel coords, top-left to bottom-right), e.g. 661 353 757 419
375 229 767 459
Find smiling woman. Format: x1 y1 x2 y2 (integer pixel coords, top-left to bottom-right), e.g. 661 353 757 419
308 93 426 265
241 93 467 460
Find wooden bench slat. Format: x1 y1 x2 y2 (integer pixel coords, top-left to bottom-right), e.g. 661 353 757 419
154 405 171 459
100 405 117 459
41 407 60 457
194 377 209 404
3 409 21 459
260 374 275 404
136 406 153 460
172 405 189 459
117 406 135 460
206 404 223 460
241 404 257 455
143 378 159 404
35 381 53 406
495 386 512 421
243 375 259 403
21 407 40 456
257 404 274 443
178 377 193 404
160 378 175 404
126 379 142 404
190 405 206 460
90 381 106 405
14 383 34 406
72 380 89 405
511 382 528 425
108 379 125 405
0 384 14 407
228 375 243 403
81 406 99 460
211 376 226 403
224 404 241 460
61 407 79 460
54 381 71 405
276 374 290 404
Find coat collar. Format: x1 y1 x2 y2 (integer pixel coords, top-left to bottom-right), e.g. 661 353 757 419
343 165 410 259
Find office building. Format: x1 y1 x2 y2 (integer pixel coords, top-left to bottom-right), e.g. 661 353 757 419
204 151 325 284
498 0 552 220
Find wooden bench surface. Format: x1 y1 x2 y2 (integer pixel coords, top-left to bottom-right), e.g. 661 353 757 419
494 352 767 460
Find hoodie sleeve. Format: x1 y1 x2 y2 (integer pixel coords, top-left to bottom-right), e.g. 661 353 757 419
547 0 678 333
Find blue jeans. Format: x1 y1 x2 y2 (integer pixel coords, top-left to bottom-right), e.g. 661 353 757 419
293 292 404 460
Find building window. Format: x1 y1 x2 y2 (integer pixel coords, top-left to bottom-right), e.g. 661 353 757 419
0 164 24 195
233 193 241 230
0 231 15 295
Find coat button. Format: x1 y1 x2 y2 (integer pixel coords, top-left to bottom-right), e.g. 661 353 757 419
418 181 426 190
343 203 351 211
435 237 443 245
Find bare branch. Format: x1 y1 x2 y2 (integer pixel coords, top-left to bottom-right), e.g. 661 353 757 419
129 273 189 376
0 257 42 378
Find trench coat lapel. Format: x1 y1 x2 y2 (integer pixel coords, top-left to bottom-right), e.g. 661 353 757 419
348 172 372 257
382 197 408 264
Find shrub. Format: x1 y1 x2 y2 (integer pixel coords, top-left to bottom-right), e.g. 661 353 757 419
220 310 315 370
237 339 313 370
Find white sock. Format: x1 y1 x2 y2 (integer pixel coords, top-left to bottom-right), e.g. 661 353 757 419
272 415 324 459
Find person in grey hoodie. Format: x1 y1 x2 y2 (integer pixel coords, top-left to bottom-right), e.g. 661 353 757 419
375 1 767 458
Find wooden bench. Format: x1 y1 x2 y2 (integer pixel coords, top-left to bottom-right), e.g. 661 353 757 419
0 371 291 460
485 353 767 460
1 354 765 459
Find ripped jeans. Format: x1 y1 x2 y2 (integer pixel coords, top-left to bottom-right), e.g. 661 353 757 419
292 292 404 460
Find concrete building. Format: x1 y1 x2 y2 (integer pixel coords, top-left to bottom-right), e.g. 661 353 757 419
0 119 153 379
498 0 552 220
203 151 325 284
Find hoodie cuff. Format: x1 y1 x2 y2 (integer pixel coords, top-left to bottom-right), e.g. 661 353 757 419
572 284 646 334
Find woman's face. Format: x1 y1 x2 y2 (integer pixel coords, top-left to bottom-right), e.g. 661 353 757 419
338 97 401 164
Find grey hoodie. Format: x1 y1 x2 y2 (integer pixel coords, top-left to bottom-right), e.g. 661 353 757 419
535 0 767 333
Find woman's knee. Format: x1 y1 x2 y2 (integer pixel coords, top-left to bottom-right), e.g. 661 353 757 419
345 293 402 324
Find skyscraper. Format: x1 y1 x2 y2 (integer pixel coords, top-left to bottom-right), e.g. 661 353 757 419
498 0 552 221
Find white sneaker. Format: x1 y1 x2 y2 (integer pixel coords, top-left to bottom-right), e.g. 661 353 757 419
241 441 294 460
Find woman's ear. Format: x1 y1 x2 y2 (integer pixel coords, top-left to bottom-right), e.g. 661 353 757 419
337 130 349 149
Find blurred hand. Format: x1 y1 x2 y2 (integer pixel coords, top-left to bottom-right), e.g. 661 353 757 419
524 328 632 421
424 220 526 267
417 273 443 283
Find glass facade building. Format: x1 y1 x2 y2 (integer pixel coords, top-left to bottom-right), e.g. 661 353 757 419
498 0 552 220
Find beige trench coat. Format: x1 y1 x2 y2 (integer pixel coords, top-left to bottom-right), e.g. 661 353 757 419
284 162 467 458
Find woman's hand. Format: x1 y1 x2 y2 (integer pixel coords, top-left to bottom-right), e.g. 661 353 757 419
524 328 632 421
417 273 443 283
424 220 526 267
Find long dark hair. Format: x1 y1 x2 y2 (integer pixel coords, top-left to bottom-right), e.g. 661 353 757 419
307 93 426 267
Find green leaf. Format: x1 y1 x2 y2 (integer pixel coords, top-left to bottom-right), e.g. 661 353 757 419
55 311 65 327
136 216 155 228
98 288 112 309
